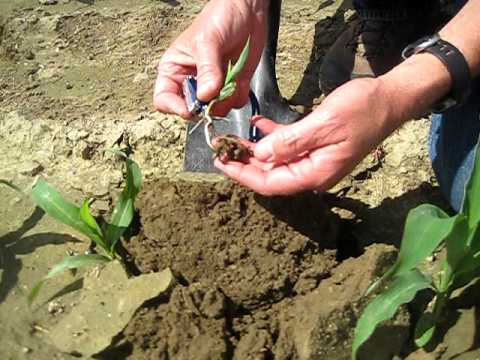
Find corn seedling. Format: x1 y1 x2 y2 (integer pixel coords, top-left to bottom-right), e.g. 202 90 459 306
200 37 251 152
352 144 480 359
206 36 250 115
1 151 141 303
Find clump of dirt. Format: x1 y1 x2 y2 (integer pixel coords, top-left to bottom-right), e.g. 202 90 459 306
213 135 253 163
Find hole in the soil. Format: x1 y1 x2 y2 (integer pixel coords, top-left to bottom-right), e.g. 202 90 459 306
335 219 364 261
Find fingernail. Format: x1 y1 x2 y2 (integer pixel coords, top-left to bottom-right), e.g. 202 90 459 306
255 141 274 161
197 80 215 98
250 115 262 125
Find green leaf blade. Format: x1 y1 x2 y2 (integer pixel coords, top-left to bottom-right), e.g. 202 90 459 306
80 200 104 238
28 254 110 304
352 270 432 360
45 254 110 279
224 37 250 86
414 312 436 347
31 179 102 244
387 204 459 279
462 141 480 228
217 82 236 102
105 157 142 253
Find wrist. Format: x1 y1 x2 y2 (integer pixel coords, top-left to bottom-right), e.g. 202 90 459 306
379 52 452 125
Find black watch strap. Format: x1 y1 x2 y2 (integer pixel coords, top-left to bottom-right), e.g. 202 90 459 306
402 34 472 112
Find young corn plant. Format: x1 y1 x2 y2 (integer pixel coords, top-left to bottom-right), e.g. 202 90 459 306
25 150 141 303
204 36 250 117
352 144 480 359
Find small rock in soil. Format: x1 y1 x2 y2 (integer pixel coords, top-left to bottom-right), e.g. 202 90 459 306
19 161 44 177
39 0 58 5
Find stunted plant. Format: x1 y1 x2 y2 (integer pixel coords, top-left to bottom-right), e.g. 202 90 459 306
352 144 480 359
1 150 141 303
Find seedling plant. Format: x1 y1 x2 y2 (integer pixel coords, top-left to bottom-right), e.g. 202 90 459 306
352 144 480 359
2 150 141 303
195 37 251 156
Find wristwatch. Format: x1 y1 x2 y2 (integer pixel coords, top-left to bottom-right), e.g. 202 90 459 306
402 34 472 113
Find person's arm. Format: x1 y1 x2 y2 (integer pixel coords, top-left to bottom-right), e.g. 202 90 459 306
215 0 480 195
381 0 480 126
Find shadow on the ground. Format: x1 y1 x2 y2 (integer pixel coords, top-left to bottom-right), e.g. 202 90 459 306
324 182 450 250
0 206 80 303
289 0 353 107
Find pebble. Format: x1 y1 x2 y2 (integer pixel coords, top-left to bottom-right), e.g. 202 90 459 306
39 0 58 5
19 161 44 177
67 129 89 142
24 51 35 60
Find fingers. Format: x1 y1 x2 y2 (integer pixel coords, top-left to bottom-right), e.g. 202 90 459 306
253 111 346 163
153 84 191 119
250 115 283 134
154 51 194 119
214 155 322 195
194 38 224 102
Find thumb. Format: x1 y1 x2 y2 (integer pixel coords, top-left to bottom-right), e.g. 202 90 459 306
195 39 224 102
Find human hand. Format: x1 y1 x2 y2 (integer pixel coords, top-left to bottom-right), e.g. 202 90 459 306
214 78 404 195
153 0 268 119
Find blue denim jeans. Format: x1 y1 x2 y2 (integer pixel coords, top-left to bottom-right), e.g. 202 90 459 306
429 80 480 212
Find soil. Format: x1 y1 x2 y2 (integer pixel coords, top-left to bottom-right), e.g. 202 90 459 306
1 0 479 360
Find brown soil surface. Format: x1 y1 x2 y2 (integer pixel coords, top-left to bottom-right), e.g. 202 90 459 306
113 178 407 360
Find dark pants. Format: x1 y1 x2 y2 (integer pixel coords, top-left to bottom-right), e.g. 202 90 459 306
353 0 442 19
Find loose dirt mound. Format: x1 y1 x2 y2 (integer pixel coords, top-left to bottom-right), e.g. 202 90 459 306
127 178 338 309
113 179 407 360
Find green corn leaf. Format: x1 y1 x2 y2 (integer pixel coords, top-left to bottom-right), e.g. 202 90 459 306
105 156 142 253
28 280 46 305
31 179 106 249
352 269 433 360
0 179 26 196
80 200 104 238
367 205 459 296
28 254 110 304
224 37 250 86
461 141 480 228
217 82 237 102
439 216 478 292
448 224 480 291
414 312 436 347
226 60 232 80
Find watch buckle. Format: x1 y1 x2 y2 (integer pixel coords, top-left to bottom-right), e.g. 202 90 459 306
402 34 441 59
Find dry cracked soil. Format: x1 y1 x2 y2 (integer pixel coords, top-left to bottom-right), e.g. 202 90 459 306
1 0 479 359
